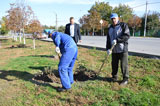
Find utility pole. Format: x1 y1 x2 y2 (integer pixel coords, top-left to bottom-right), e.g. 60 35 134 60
56 13 58 31
144 0 148 37
53 11 58 31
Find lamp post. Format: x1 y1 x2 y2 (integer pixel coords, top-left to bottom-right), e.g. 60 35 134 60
100 19 103 36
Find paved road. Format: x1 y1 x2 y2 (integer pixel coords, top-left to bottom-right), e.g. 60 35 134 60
42 36 160 57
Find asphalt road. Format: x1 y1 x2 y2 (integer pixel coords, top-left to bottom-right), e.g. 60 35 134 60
42 36 160 57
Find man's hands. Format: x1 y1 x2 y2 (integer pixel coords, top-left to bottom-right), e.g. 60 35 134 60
107 40 117 55
112 39 117 46
55 47 60 54
79 40 82 43
107 49 112 55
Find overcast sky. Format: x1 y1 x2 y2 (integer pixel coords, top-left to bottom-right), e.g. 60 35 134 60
0 0 160 26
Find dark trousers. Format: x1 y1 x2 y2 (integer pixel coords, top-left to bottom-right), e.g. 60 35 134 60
112 52 129 80
72 37 77 44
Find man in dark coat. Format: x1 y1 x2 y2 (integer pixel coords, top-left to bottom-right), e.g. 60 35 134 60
65 17 82 44
106 13 130 86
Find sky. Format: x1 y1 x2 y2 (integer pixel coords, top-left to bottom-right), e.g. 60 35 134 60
0 0 160 27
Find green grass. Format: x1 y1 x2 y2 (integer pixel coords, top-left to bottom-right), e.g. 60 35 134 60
0 39 160 106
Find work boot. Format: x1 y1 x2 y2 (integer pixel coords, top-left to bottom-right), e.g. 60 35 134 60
112 76 118 82
120 78 128 86
57 88 71 92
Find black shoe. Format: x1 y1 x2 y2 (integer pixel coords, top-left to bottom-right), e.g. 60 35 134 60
57 88 70 92
112 77 118 82
120 79 128 86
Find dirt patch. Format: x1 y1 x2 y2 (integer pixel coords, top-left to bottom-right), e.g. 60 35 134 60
33 68 61 84
9 44 28 49
33 66 97 83
74 65 97 81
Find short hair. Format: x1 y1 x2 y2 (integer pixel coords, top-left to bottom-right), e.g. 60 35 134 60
70 17 74 20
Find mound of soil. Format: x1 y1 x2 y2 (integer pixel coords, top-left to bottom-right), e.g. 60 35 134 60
74 69 97 81
33 70 61 84
9 44 28 49
33 66 97 83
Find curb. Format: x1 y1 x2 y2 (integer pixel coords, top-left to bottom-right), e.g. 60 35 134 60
77 44 160 59
41 39 160 59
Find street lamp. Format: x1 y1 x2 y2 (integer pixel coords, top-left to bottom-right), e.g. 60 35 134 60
100 19 103 36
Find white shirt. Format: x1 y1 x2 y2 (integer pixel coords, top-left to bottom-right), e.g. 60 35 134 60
70 24 74 37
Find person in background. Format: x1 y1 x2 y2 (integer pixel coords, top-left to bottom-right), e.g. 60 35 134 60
65 17 82 44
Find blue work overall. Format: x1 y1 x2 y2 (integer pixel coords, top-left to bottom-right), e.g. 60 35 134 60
52 32 78 89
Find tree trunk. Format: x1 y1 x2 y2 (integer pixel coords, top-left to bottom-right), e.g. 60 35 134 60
92 28 95 36
23 28 26 45
16 35 17 41
132 28 135 37
103 29 104 36
19 31 22 43
11 31 14 40
0 41 1 48
33 38 36 49
87 30 89 36
15 33 18 41
84 30 86 36
14 31 17 41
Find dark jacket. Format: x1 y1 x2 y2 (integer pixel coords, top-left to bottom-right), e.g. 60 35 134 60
65 23 81 44
106 22 130 53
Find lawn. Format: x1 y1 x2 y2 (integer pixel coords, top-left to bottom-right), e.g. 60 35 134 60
0 39 160 106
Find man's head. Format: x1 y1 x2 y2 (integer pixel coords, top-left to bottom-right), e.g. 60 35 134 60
48 31 55 38
110 13 119 26
48 31 58 39
70 17 74 25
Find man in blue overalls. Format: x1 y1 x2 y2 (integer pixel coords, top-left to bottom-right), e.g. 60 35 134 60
48 31 78 92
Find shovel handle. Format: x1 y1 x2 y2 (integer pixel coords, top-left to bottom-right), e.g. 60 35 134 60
57 53 61 60
110 43 116 51
96 44 116 76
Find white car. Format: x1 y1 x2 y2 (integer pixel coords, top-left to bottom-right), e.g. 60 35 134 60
41 33 48 39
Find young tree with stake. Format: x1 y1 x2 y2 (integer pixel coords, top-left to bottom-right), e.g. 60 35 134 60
27 19 43 49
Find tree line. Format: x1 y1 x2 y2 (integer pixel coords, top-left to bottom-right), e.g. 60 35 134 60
79 2 160 37
1 1 160 38
0 1 43 49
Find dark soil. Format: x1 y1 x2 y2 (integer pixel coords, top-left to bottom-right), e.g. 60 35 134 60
9 44 28 49
74 67 97 81
33 65 97 83
33 70 61 84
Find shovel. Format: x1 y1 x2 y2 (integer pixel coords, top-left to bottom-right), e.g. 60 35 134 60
95 44 116 76
57 53 61 60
